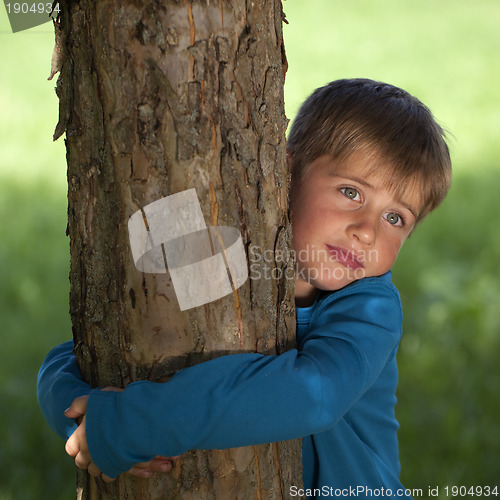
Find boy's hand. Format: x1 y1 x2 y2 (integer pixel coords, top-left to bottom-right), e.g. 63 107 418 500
64 396 105 477
64 391 178 481
127 456 179 479
64 393 89 423
64 387 122 473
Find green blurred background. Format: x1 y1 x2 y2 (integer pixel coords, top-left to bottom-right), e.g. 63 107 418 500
1 1 499 498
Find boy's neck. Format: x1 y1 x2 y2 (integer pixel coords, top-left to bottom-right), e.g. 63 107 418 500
295 280 319 308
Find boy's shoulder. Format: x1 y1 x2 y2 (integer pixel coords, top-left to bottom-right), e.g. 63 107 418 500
321 270 398 301
296 272 404 353
305 271 402 326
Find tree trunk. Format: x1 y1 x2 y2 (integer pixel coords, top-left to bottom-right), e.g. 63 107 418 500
55 0 302 498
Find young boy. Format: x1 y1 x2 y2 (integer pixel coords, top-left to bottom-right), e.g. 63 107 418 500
37 79 452 496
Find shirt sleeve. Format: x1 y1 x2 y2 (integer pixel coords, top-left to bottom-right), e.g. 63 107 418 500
86 278 403 478
37 340 92 440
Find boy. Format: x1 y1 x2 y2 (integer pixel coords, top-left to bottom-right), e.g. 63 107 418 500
37 79 452 496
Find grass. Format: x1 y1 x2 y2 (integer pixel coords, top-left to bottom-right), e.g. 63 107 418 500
393 173 500 488
283 0 500 172
0 179 74 500
1 1 500 498
0 8 74 500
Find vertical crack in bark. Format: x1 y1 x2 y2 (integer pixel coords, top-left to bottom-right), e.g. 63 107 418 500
252 445 263 500
219 0 224 27
272 442 285 498
187 2 196 46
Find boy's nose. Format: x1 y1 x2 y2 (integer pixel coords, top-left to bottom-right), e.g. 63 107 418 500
347 216 377 245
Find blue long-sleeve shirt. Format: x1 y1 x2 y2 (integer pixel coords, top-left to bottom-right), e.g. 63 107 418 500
37 272 407 496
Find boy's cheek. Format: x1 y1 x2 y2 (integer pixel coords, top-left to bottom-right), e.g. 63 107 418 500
385 241 405 267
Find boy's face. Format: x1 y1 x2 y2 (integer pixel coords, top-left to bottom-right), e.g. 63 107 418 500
291 151 421 304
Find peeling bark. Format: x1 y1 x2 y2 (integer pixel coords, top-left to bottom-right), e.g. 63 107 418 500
56 0 302 498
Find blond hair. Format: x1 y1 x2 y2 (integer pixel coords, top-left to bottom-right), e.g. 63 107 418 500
287 79 452 222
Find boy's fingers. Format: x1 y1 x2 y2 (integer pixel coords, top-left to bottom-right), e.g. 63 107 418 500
101 386 124 392
65 395 89 419
142 456 174 471
127 457 174 478
65 419 88 458
101 473 116 483
65 431 79 457
87 461 102 477
152 454 180 463
127 467 154 479
74 450 92 470
148 460 173 473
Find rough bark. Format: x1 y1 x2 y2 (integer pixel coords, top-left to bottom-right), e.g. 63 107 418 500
55 0 301 498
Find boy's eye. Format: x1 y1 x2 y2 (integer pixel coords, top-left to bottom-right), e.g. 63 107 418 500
341 187 360 201
385 212 403 226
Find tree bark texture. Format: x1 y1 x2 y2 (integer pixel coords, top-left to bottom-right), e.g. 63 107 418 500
55 0 302 498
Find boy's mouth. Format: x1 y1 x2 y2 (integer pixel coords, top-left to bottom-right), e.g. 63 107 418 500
326 245 365 270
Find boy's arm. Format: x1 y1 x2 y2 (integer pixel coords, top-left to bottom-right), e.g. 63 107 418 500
37 341 177 480
84 278 403 479
37 341 92 440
